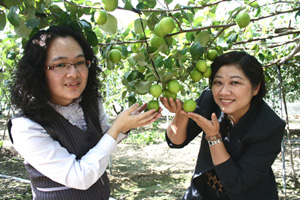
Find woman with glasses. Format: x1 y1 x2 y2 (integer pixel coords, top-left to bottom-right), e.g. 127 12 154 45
160 51 285 199
8 26 162 200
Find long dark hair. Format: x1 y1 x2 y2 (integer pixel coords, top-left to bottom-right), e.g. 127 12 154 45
10 26 102 123
209 51 266 105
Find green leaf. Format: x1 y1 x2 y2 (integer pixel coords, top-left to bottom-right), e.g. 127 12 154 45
227 32 238 43
25 19 40 29
128 94 136 104
0 11 6 30
99 13 117 34
86 30 98 47
165 0 173 4
164 57 173 69
6 52 16 60
258 53 265 62
180 8 192 24
143 0 157 9
7 6 20 27
134 80 152 95
134 18 147 34
65 2 77 13
133 53 148 67
128 55 137 67
78 20 92 30
15 18 32 38
122 91 127 100
163 72 177 82
190 42 205 60
154 56 163 67
295 10 300 20
0 140 3 148
124 0 133 10
36 1 45 14
4 0 20 8
127 70 138 82
186 32 194 42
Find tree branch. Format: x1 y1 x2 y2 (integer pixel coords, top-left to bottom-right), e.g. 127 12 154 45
232 37 300 50
233 30 300 45
279 42 300 65
251 7 300 22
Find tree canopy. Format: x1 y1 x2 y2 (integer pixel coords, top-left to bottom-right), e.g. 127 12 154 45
0 0 299 114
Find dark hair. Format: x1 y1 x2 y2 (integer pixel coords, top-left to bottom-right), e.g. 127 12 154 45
209 51 266 105
10 26 101 123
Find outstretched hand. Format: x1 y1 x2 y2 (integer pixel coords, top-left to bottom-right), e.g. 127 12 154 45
160 97 186 115
187 112 220 136
111 103 163 134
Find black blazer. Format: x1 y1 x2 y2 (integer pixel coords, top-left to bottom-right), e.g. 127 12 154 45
166 89 285 200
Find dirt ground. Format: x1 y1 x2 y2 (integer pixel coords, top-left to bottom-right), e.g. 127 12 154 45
1 119 300 199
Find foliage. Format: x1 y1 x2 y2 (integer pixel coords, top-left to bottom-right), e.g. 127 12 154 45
0 0 299 115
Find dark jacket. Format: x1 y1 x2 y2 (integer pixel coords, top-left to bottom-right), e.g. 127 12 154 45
166 89 285 200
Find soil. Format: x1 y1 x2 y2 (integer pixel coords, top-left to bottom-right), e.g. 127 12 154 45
1 120 300 200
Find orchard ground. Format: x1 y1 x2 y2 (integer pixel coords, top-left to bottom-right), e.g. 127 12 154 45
0 112 300 199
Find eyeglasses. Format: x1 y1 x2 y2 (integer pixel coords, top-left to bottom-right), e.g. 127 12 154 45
45 60 91 74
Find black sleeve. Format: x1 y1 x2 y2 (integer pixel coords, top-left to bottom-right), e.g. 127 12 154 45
166 88 220 148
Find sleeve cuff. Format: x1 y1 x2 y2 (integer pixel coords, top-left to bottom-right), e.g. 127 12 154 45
94 134 118 154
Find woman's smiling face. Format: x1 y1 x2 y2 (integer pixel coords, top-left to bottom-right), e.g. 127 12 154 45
212 64 260 123
45 36 89 106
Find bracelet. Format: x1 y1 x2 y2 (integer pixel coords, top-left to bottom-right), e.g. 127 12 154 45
207 138 222 146
205 133 221 141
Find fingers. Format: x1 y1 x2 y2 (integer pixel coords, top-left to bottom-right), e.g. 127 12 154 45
211 113 219 125
126 103 140 114
159 97 182 113
137 103 147 112
131 109 161 127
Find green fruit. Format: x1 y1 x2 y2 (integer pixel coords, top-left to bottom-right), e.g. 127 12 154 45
167 80 180 94
164 36 173 46
150 84 163 97
154 22 166 37
203 67 212 78
109 49 122 63
195 60 207 72
183 99 197 112
147 100 159 111
112 45 122 52
194 31 210 47
207 49 218 61
190 69 202 82
95 10 108 25
102 0 118 12
160 17 175 34
136 65 147 73
150 35 166 49
235 11 251 28
163 90 177 101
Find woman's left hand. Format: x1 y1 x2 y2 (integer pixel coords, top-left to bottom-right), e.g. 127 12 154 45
187 112 220 136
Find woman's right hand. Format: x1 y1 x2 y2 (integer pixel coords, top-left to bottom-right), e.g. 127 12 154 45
107 103 162 140
160 97 186 116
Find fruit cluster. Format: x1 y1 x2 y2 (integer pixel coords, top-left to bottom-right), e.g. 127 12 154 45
148 80 196 112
